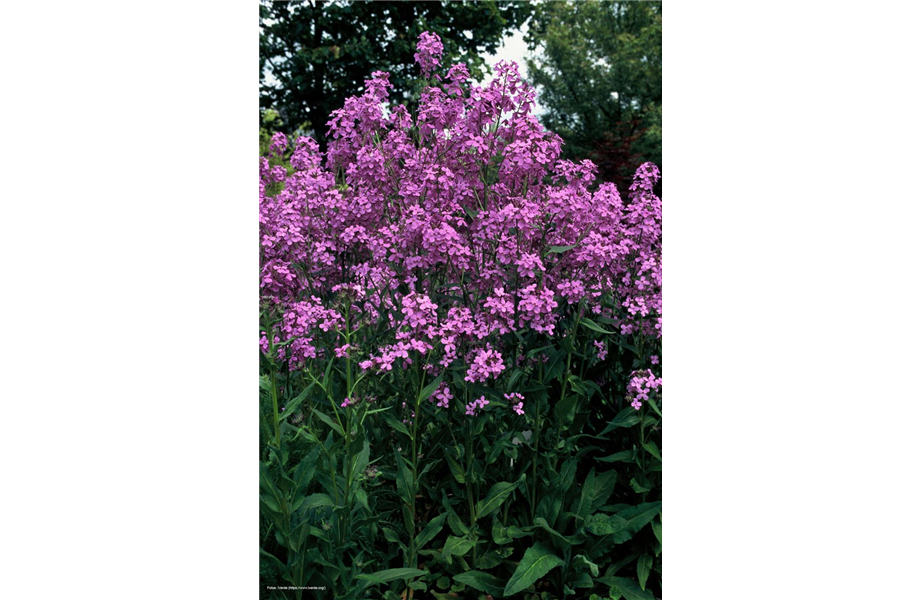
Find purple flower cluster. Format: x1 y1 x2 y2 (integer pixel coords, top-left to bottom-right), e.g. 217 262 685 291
414 31 444 78
504 392 525 416
627 369 663 410
594 340 608 361
430 383 453 409
259 31 663 403
465 395 490 416
464 346 506 383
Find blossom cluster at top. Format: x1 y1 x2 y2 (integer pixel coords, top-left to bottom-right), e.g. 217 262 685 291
260 32 662 408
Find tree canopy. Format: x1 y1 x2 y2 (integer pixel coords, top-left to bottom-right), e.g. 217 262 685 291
260 0 531 150
526 1 662 191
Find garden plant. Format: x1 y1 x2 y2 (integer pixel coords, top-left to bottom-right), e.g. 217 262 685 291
259 32 662 600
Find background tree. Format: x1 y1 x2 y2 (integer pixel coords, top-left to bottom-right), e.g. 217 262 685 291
525 1 662 192
260 0 532 152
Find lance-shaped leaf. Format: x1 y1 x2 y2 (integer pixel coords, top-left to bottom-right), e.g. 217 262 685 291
598 576 656 600
598 408 641 436
534 517 585 546
445 454 466 484
598 450 635 464
394 450 414 507
503 543 565 597
612 502 662 543
310 408 344 436
356 568 427 585
580 317 616 335
415 513 447 551
301 493 334 510
637 554 653 590
441 535 475 564
453 571 505 597
418 372 445 402
475 481 517 519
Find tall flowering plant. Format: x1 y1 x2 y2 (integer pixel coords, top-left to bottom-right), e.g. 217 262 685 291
259 32 662 600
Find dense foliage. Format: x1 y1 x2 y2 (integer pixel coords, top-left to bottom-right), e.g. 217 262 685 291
259 0 532 151
526 1 662 192
260 32 662 600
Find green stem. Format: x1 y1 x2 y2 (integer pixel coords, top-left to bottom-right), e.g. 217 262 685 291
267 334 281 449
408 365 427 569
531 360 543 522
552 317 580 471
465 416 478 568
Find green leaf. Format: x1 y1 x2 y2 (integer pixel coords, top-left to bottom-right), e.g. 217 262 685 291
381 527 402 545
584 513 628 536
641 439 661 461
418 372 445 403
394 451 415 507
637 555 653 590
485 438 509 466
445 454 466 483
476 549 505 570
591 470 618 513
321 357 335 388
453 571 505 597
598 408 640 436
259 375 271 391
279 382 315 421
573 554 600 577
598 450 635 463
415 513 447 551
442 535 475 564
526 345 554 359
613 502 662 543
534 517 584 546
446 504 470 536
548 244 577 253
572 571 594 589
301 493 334 510
259 548 289 579
629 477 651 494
475 481 517 519
601 576 656 600
503 543 565 596
287 521 311 552
292 446 320 494
574 468 596 518
352 440 371 479
554 395 578 429
383 412 411 437
356 568 427 584
311 409 344 436
492 520 529 545
543 348 568 383
579 318 616 335
557 459 578 494
603 553 641 580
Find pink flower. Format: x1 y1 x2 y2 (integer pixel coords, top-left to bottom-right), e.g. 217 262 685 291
627 369 662 410
594 340 608 361
465 395 489 416
430 383 453 409
465 346 506 383
414 31 443 78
